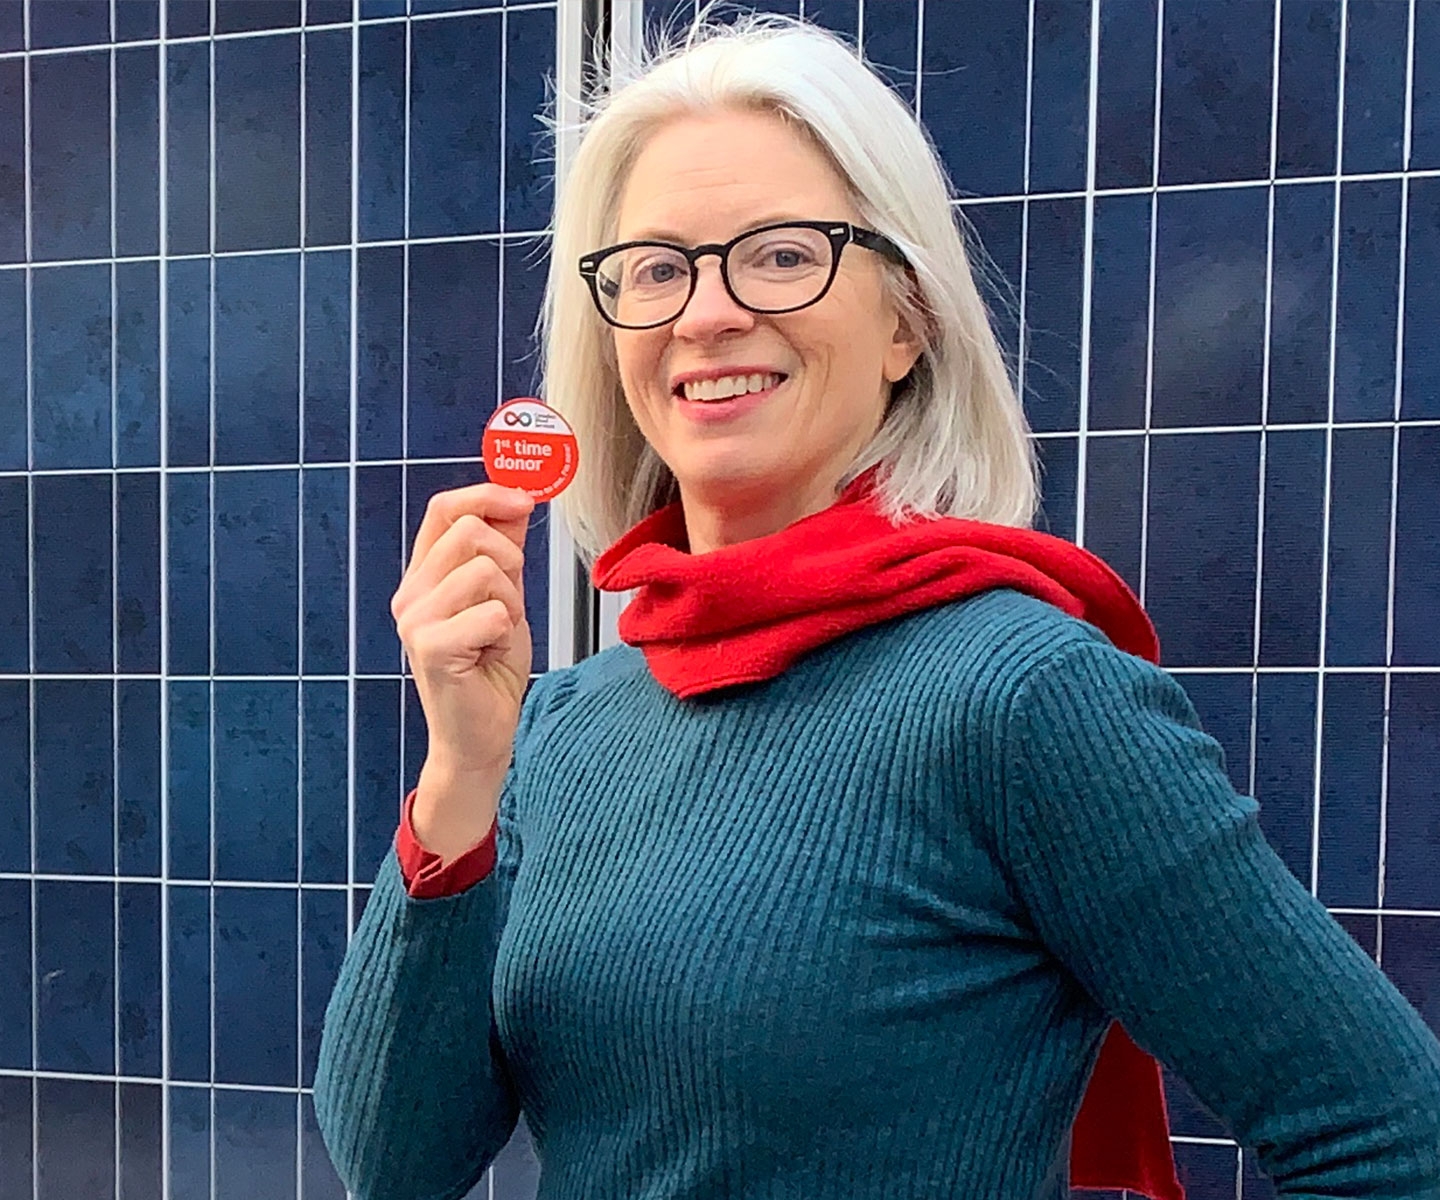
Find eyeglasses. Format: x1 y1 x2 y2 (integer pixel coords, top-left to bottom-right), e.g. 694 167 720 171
578 220 910 330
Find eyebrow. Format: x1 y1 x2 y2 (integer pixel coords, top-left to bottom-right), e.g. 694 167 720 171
617 215 810 244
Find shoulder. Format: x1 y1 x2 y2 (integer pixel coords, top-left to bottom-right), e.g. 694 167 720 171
875 588 1130 698
517 643 649 736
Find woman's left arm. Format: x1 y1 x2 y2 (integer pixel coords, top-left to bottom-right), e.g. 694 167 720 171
1001 636 1440 1197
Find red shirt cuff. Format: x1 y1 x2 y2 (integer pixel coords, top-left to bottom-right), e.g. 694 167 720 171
395 787 498 899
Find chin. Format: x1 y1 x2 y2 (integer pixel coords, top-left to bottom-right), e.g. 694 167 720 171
673 454 782 503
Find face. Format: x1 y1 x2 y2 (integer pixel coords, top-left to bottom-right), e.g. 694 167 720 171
610 108 922 527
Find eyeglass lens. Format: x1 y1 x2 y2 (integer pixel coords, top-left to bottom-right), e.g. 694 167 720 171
594 225 835 326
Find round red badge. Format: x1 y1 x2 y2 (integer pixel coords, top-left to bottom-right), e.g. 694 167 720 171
482 398 579 503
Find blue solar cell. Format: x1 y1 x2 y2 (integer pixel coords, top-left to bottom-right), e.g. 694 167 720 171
213 680 299 880
1095 0 1158 191
213 254 301 463
36 880 115 1073
213 887 298 1084
215 34 302 252
118 1082 163 1200
29 1 109 53
1022 197 1085 433
116 46 161 258
1324 426 1392 667
305 29 352 248
1034 432 1076 543
32 475 113 672
1145 431 1260 667
117 680 162 876
1342 0 1408 175
1334 179 1403 423
1159 0 1274 185
118 883 163 1077
1393 424 1440 667
1089 194 1152 432
31 264 111 470
1317 672 1384 909
410 13 503 238
116 261 162 467
1258 428 1325 666
0 880 31 1068
33 678 114 873
1402 178 1440 419
35 1077 115 1196
30 52 110 261
1276 0 1341 178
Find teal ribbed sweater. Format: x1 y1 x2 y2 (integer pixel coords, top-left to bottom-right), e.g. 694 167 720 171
315 590 1440 1200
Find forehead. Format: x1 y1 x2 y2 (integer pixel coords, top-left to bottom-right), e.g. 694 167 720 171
614 108 855 242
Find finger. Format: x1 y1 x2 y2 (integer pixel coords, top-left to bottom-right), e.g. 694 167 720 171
398 553 527 642
440 553 527 629
395 513 526 616
405 484 534 584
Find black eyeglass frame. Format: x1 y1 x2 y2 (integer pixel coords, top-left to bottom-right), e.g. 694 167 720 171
577 220 911 330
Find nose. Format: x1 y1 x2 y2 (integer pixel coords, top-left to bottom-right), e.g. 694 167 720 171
671 257 754 340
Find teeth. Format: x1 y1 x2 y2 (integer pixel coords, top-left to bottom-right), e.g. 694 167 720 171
681 372 782 402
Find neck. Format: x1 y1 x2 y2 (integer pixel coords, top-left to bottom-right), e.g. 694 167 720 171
680 475 844 554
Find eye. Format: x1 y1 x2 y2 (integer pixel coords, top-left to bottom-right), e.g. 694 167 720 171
739 236 823 274
627 254 686 288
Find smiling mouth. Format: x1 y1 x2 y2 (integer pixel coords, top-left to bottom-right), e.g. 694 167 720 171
675 372 787 402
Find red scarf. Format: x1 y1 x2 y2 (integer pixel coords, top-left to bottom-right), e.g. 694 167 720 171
592 476 1186 1200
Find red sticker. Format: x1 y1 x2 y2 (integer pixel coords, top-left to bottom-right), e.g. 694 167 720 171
482 398 579 503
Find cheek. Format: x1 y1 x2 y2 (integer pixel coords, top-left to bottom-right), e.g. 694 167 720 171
613 333 661 398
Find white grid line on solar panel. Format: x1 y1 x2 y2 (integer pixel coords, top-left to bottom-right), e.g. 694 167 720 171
295 6 309 1190
10 667 1438 683
0 0 558 62
0 1068 323 1092
1377 0 1421 970
156 0 173 1187
397 2 413 887
912 0 925 119
347 0 361 964
0 230 555 272
950 167 1440 207
1014 0 1034 436
15 869 1431 905
207 4 219 1191
110 0 124 1177
1072 0 1102 551
1248 0 1284 815
486 3 504 1154
1 672 550 680
3 874 360 889
5 415 1439 477
1026 419 1439 437
1137 0 1164 614
8 868 1440 898
22 0 37 1192
1312 0 1350 913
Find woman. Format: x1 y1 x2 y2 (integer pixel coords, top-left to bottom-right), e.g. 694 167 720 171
314 15 1440 1200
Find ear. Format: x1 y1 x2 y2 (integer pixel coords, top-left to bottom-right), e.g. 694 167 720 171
882 304 925 385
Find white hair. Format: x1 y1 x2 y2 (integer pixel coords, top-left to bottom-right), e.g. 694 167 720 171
539 9 1038 558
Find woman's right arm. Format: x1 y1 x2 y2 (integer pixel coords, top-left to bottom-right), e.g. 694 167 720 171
313 762 528 1200
313 483 544 1200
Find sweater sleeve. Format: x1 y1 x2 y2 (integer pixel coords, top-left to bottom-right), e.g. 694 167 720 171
1000 637 1440 1198
313 671 563 1200
395 786 498 898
